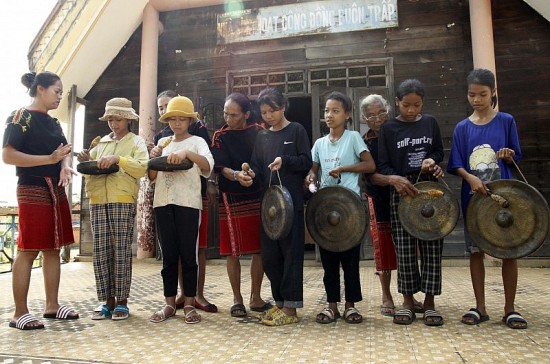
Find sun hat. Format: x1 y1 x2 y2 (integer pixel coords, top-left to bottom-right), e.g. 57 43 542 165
98 98 139 121
159 96 200 123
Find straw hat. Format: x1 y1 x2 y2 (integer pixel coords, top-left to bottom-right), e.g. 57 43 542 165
98 98 139 121
159 96 200 123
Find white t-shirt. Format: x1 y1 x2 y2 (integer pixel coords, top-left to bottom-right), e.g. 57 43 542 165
153 135 214 210
311 129 368 195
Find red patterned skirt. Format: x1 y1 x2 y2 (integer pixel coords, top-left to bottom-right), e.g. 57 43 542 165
16 178 74 251
367 195 397 272
219 192 261 256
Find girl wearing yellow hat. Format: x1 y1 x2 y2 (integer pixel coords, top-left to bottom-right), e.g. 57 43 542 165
148 96 214 324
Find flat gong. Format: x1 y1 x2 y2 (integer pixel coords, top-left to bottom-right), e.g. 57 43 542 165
306 186 367 252
398 181 459 241
148 156 193 171
76 161 119 175
261 185 294 240
466 179 550 259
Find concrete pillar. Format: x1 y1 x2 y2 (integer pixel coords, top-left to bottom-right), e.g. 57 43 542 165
137 3 160 259
469 0 498 109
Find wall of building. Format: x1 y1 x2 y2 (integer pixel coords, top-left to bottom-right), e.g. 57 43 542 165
82 0 550 257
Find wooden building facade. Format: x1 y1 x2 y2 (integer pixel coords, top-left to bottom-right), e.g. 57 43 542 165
79 0 550 258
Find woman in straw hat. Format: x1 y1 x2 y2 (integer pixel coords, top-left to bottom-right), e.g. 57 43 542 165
3 71 79 330
148 96 214 324
77 97 148 321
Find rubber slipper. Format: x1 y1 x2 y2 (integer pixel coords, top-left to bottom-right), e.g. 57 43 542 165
250 302 273 312
9 313 45 330
261 309 299 326
112 305 129 321
380 305 395 317
316 307 340 324
502 311 528 329
195 301 218 313
461 308 489 325
92 304 112 320
344 307 363 324
393 308 416 325
230 303 247 317
258 306 281 321
43 305 79 320
423 309 444 326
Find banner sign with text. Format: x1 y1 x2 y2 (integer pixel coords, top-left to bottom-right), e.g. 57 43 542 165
217 0 398 44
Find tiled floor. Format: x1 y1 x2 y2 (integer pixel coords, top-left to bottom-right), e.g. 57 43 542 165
1 259 550 364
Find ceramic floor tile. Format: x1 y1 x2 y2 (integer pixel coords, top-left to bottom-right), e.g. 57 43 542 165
1 261 550 363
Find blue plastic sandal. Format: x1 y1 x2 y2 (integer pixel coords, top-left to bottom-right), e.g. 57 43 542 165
92 304 112 320
112 305 129 321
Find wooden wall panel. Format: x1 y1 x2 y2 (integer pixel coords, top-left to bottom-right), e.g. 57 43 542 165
80 0 550 257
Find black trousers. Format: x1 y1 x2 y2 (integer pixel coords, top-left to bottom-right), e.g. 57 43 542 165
261 210 305 308
154 204 199 298
319 244 362 303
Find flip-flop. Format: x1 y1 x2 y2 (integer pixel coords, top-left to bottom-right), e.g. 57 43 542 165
461 308 489 325
112 305 129 321
9 313 45 330
195 301 218 313
315 307 340 324
92 304 112 320
43 305 79 320
502 311 528 329
393 308 416 325
230 303 247 317
250 302 273 312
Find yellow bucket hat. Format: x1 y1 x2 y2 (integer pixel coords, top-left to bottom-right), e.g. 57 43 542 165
159 96 200 123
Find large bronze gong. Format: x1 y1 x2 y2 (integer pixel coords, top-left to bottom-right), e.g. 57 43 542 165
398 181 459 241
305 186 368 252
261 185 294 240
466 179 550 259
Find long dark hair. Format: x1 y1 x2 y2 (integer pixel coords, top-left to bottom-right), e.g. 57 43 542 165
21 71 60 97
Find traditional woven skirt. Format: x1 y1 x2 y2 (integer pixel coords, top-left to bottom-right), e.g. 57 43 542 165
367 195 397 272
219 192 261 256
16 178 74 251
